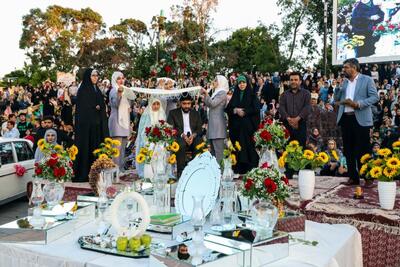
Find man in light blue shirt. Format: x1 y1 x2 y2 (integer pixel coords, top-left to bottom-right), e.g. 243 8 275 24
3 121 20 138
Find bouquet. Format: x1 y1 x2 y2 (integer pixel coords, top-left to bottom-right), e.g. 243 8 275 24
144 120 177 144
254 118 290 151
359 142 400 182
241 163 290 203
223 139 241 165
34 141 78 182
93 138 121 159
278 140 329 171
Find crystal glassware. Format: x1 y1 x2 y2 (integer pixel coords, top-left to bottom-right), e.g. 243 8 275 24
29 178 45 228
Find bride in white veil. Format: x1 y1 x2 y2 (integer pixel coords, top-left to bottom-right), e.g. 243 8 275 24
135 97 166 177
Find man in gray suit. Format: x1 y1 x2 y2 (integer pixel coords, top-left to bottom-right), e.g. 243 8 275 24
335 58 379 186
201 75 228 163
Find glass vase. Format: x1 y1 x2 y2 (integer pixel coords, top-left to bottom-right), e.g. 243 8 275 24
251 199 278 241
191 195 205 230
222 158 234 183
43 181 65 208
97 170 110 234
29 178 45 228
259 148 279 169
151 142 170 214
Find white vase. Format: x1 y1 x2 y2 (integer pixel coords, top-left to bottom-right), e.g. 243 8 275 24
378 181 397 210
298 169 315 200
259 148 279 168
143 164 153 181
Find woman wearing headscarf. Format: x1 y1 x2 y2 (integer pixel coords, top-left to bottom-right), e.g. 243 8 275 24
34 129 58 162
135 97 166 177
226 75 260 174
108 71 136 170
73 68 109 182
201 75 228 163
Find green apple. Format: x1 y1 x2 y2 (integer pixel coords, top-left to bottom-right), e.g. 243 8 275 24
129 237 141 252
140 234 152 248
116 236 128 251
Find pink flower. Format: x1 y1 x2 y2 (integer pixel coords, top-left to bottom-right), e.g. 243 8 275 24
14 164 26 177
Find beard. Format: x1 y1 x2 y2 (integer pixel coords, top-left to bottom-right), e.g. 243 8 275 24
181 107 191 113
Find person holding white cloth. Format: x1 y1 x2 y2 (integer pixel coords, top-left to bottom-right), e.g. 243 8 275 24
108 71 137 170
201 75 228 163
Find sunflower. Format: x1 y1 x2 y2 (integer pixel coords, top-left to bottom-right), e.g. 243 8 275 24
136 153 145 164
392 141 400 148
373 159 383 166
318 152 330 164
39 144 45 151
370 166 383 179
230 154 237 165
282 151 288 158
105 144 112 150
386 157 400 169
235 141 242 151
99 154 109 160
112 148 120 158
112 139 121 147
70 154 76 161
331 150 339 161
203 148 209 152
289 140 299 147
360 154 371 164
69 145 78 156
168 154 177 164
377 148 392 157
139 147 149 155
104 137 113 144
169 141 180 152
383 167 397 178
196 142 205 151
93 149 101 155
37 138 45 148
303 150 315 160
278 156 286 168
54 145 63 152
359 164 368 175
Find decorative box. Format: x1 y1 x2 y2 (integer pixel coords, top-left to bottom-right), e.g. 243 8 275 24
0 202 95 245
147 215 192 241
204 230 289 267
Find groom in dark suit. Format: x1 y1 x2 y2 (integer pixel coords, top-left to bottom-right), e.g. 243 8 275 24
167 94 203 178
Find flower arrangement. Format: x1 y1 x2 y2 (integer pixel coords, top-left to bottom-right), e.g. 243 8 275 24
14 164 27 177
278 140 330 171
194 140 210 156
34 141 78 182
144 120 177 144
93 138 121 159
254 118 290 151
241 163 290 203
223 139 241 165
359 143 400 182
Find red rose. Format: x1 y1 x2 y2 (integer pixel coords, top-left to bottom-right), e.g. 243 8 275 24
261 162 270 169
159 120 165 125
284 128 290 139
260 130 272 142
244 179 254 191
378 25 385 31
389 24 395 30
47 154 58 167
34 162 38 167
145 127 151 135
164 128 172 136
180 63 187 69
372 26 377 31
258 123 265 129
69 161 73 167
54 167 66 178
152 127 161 137
265 119 273 125
264 178 277 193
35 167 42 176
202 71 208 77
172 52 177 60
150 69 157 77
164 65 172 73
172 129 178 136
282 176 289 185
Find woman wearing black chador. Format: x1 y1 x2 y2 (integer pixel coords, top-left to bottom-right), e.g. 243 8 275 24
73 68 109 182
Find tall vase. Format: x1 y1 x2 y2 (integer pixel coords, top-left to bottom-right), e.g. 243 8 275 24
222 158 234 183
143 164 153 182
43 181 65 208
259 148 279 169
251 199 278 240
378 181 397 210
190 195 206 266
151 142 170 214
29 178 45 228
298 169 315 200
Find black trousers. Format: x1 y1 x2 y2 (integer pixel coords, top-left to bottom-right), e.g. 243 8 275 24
284 120 307 147
175 136 202 178
339 114 371 183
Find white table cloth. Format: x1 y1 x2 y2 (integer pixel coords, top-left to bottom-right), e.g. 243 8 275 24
0 220 362 267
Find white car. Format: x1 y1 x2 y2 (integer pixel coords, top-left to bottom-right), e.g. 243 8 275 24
0 137 34 205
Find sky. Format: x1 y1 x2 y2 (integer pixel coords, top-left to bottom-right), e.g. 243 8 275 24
0 0 281 77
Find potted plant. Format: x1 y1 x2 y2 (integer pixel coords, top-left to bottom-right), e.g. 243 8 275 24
254 118 290 168
359 144 399 210
34 140 78 207
278 140 329 200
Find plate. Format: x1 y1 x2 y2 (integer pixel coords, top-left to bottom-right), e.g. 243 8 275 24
175 152 220 218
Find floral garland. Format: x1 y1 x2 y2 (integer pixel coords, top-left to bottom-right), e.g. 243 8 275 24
254 118 289 151
373 22 400 37
241 163 290 203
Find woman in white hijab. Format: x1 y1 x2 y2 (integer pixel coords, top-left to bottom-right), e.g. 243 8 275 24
200 75 229 163
108 71 137 170
135 97 166 178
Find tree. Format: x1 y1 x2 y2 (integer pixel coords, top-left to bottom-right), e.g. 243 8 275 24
109 18 148 53
19 5 104 72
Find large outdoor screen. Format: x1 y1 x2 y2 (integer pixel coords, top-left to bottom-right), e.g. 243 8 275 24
333 0 400 65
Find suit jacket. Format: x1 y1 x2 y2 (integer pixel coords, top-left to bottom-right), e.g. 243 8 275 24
334 73 379 127
167 108 203 138
204 91 227 139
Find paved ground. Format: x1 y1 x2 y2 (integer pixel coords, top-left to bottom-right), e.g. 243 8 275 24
0 197 29 225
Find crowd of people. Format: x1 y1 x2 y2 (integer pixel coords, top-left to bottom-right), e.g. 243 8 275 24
1 59 399 184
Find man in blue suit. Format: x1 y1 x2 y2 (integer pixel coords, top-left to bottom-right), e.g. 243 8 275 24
335 58 379 186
